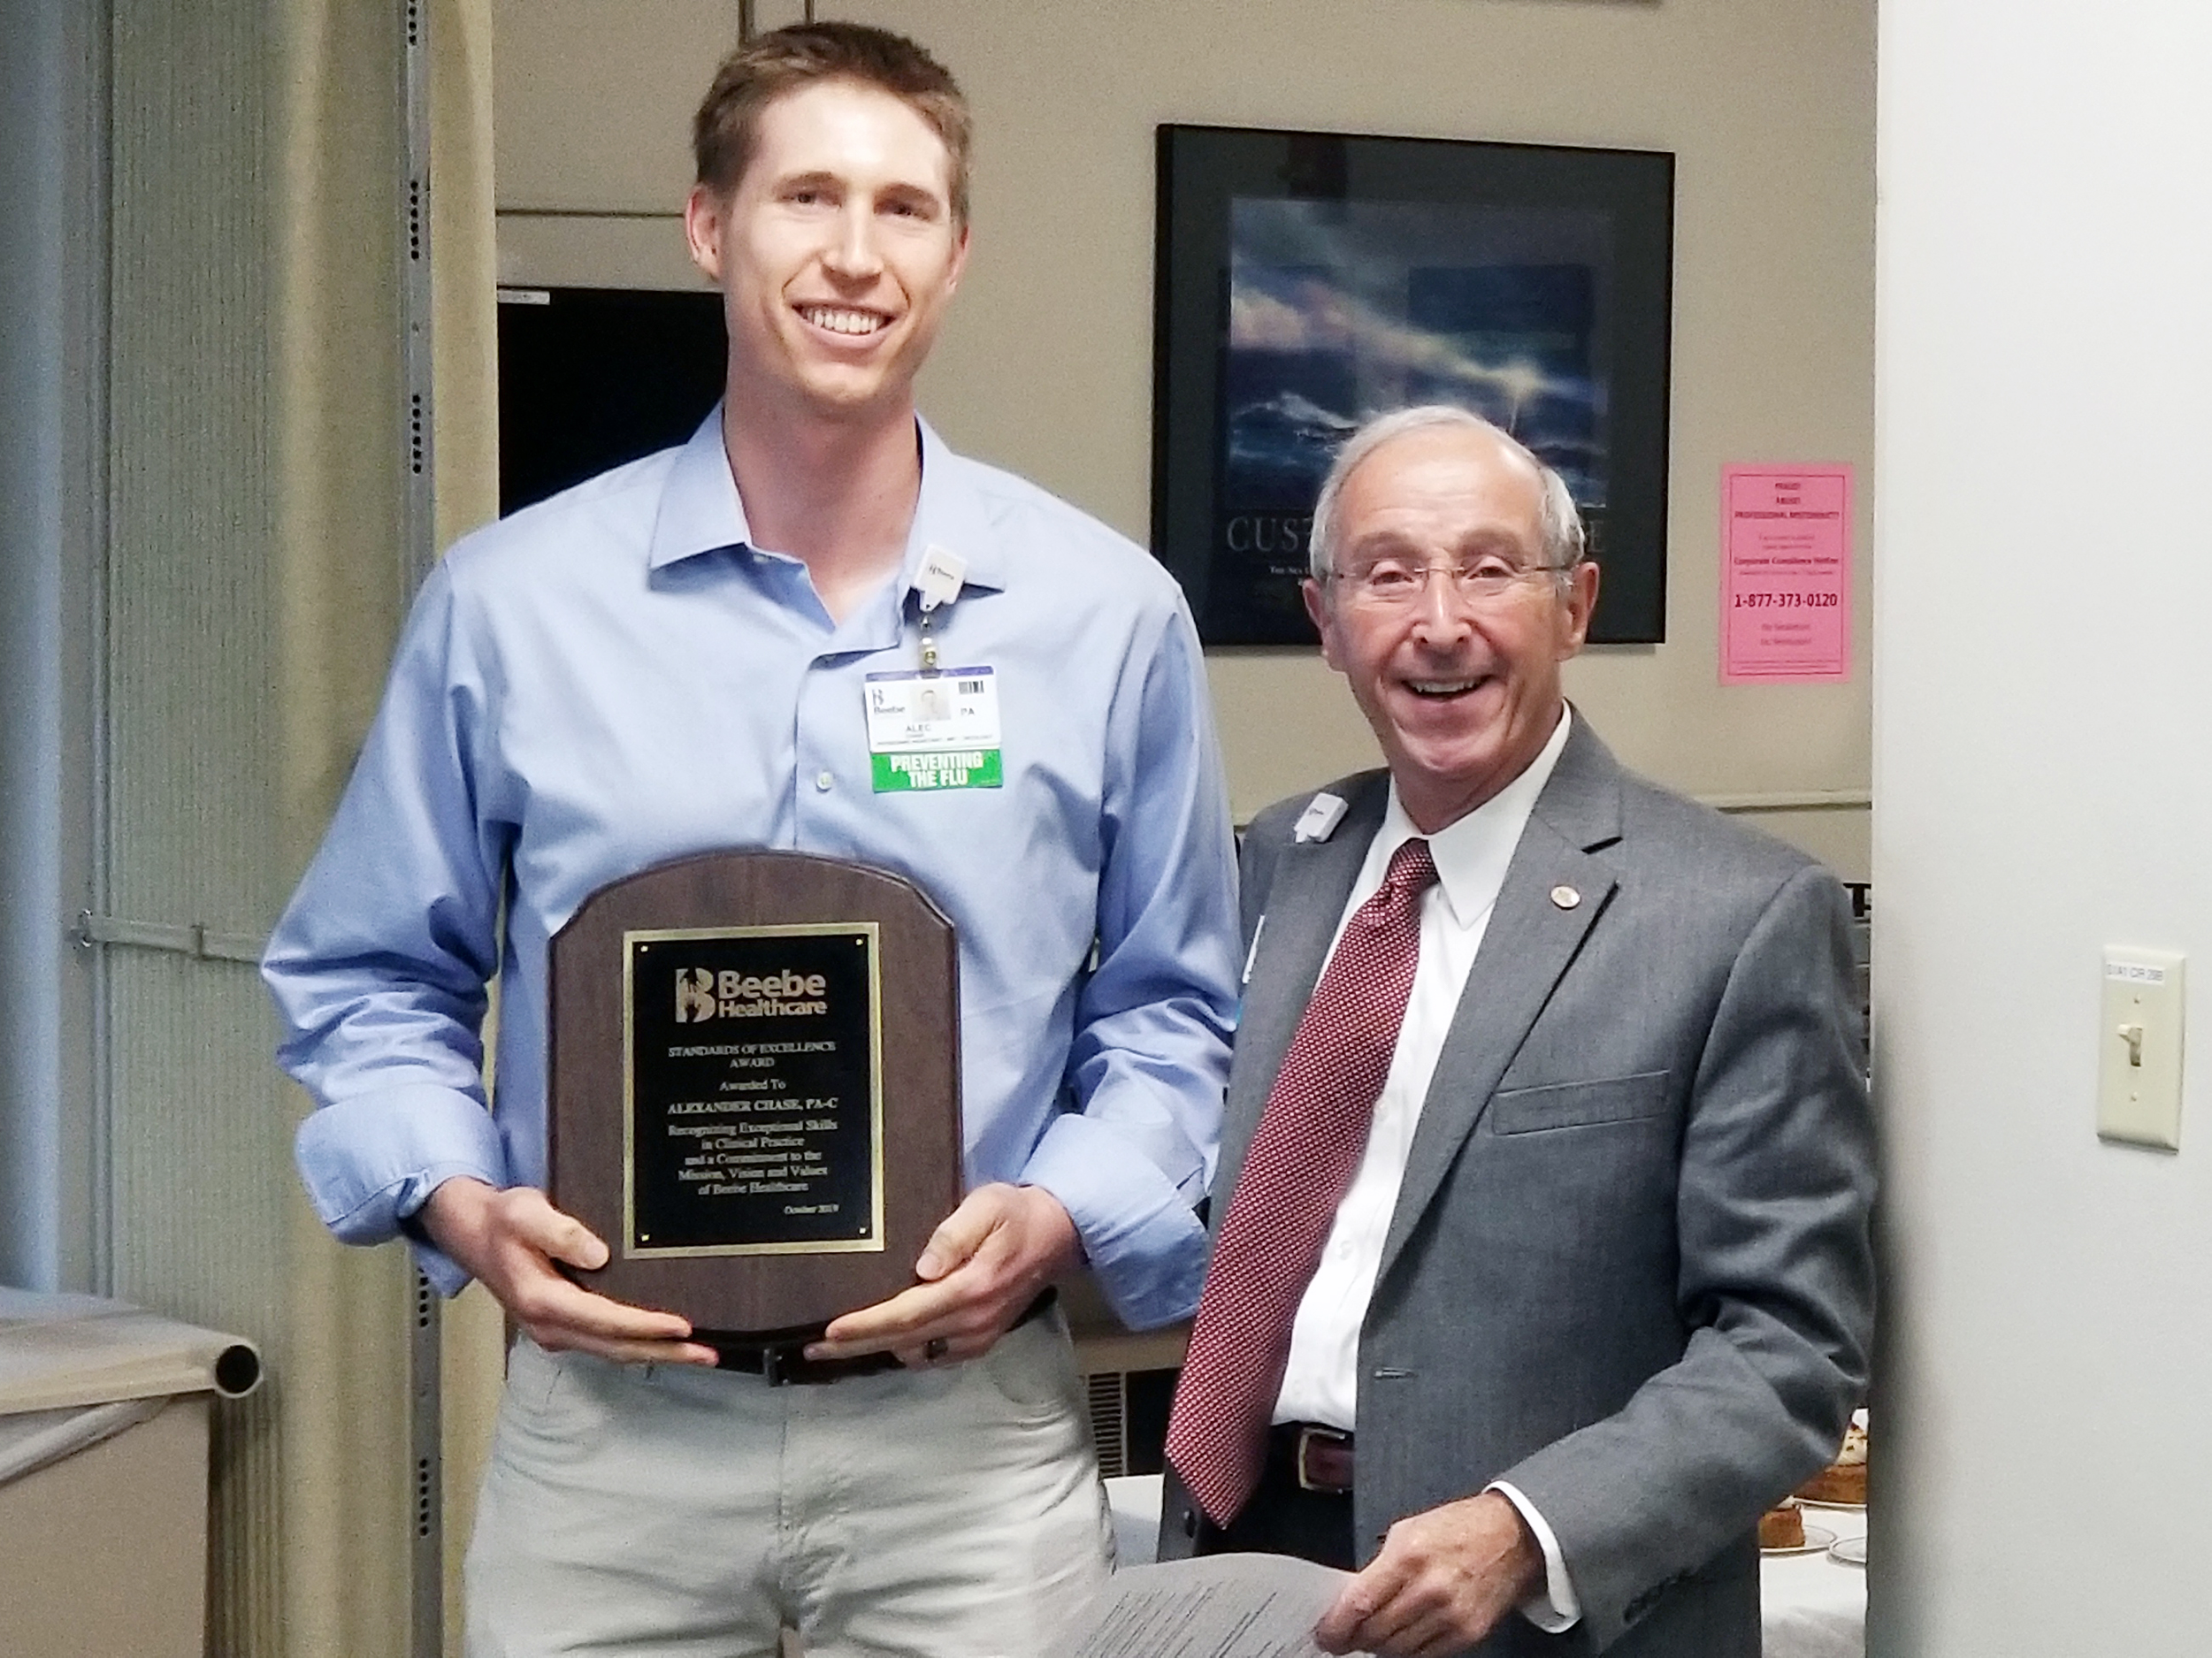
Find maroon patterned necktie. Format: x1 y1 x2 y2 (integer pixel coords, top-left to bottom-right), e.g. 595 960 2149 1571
1166 837 1439 1526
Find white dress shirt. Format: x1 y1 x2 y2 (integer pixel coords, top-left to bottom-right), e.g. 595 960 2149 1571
1270 705 1581 1631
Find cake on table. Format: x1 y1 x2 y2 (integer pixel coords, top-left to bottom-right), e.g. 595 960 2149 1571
1758 1500 1806 1550
1795 1412 1868 1505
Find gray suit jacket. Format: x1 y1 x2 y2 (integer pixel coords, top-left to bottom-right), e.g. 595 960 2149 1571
1160 721 1875 1658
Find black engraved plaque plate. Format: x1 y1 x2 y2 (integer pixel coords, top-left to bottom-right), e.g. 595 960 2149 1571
625 925 884 1257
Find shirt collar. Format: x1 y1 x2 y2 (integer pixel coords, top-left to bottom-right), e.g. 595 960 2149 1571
645 405 1007 600
1374 706 1574 929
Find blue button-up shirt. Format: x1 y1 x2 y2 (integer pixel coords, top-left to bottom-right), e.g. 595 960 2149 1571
265 413 1240 1327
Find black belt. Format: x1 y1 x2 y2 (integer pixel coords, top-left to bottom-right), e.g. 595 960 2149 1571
1270 1421 1355 1494
702 1287 1057 1387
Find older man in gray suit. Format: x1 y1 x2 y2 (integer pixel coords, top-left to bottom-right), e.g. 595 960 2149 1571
1158 406 1874 1658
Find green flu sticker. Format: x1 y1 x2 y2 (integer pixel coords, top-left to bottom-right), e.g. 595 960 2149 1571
871 748 1004 791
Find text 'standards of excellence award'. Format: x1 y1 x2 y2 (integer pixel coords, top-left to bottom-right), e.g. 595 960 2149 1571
547 850 963 1338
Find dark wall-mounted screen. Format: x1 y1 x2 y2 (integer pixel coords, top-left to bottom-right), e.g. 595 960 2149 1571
497 287 727 516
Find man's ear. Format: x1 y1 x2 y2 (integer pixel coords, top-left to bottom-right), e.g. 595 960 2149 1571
683 184 727 284
1557 559 1601 659
943 222 971 298
1302 577 1343 671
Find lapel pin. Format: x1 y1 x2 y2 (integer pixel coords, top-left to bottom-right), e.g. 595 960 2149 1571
1550 884 1581 910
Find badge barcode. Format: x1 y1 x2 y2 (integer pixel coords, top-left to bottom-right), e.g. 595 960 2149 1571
957 678 984 694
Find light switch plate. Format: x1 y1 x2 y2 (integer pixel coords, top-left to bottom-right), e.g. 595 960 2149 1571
2098 948 2185 1150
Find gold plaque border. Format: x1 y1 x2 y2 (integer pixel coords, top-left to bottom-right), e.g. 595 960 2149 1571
620 921 887 1260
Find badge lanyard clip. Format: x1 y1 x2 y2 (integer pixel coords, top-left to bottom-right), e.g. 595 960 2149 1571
913 545 967 676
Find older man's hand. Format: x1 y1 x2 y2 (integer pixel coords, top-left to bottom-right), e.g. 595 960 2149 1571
1313 1489 1543 1657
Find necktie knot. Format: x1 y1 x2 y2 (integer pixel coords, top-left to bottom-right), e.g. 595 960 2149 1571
1380 837 1438 905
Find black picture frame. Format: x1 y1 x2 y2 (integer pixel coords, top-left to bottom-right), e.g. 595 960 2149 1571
1152 125 1676 646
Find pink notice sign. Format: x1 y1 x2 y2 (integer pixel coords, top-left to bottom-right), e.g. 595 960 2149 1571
1720 465 1853 684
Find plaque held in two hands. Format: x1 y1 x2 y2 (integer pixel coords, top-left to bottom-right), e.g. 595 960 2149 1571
547 851 963 1339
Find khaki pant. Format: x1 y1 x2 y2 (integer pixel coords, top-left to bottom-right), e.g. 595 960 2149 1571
466 1314 1110 1657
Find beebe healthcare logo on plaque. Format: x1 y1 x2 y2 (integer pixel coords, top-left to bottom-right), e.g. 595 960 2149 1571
624 925 884 1257
548 851 963 1338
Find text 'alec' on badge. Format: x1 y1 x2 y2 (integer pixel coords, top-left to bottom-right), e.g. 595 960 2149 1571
864 666 1003 792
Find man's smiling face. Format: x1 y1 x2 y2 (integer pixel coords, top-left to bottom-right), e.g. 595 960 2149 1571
685 78 968 424
1302 424 1598 833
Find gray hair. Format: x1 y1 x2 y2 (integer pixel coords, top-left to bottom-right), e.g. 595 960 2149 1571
1305 404 1588 582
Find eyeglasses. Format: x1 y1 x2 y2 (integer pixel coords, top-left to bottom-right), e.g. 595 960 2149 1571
1324 555 1571 608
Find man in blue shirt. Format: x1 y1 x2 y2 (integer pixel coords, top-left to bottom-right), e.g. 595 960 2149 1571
264 23 1238 1656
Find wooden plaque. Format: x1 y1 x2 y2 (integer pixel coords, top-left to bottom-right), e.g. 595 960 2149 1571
548 850 963 1338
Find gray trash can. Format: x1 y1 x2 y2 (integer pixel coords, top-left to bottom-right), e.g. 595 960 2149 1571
0 1288 263 1658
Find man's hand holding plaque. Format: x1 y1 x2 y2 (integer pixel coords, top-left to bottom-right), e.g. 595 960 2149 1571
420 1177 720 1367
806 1180 1081 1368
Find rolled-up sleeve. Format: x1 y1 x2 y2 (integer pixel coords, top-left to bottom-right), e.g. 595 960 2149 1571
264 564 515 1291
1025 597 1240 1329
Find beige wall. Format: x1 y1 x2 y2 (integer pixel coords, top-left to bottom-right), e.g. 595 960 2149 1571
491 0 1873 878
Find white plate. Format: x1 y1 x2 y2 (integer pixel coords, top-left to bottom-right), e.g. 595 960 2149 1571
1828 1534 1867 1567
1761 1524 1837 1557
1797 1496 1866 1511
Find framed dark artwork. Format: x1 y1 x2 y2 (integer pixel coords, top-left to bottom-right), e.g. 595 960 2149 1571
1152 125 1675 646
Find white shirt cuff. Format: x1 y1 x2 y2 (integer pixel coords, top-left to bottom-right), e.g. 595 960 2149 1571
1487 1480 1581 1632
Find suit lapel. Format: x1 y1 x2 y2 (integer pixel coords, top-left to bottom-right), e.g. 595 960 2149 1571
1214 775 1390 1216
1373 722 1626 1291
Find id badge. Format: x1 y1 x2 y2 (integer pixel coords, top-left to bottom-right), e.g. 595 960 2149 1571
864 667 1003 791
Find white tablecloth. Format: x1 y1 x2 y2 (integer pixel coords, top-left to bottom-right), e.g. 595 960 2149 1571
1758 1501 1867 1658
1102 1476 1868 1658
